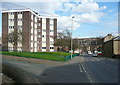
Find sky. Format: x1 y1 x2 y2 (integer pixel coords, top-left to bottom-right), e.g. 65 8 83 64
0 0 119 38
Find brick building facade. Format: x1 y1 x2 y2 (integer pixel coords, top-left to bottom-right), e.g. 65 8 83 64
2 9 57 52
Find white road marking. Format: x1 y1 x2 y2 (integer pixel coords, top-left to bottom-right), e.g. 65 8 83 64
81 63 94 84
81 64 86 73
78 63 83 72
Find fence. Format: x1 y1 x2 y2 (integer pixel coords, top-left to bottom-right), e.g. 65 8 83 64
64 53 80 62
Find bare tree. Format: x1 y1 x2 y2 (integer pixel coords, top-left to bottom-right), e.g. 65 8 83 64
54 29 78 53
4 28 23 52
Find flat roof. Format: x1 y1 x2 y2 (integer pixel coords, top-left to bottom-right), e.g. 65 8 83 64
2 9 57 19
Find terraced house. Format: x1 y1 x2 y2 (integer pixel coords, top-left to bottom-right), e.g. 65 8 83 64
2 9 57 52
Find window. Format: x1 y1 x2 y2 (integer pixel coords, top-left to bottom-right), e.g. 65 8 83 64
10 12 14 15
9 19 14 22
18 18 22 21
50 30 54 32
50 47 54 49
18 26 22 28
42 35 45 37
8 26 14 29
50 41 54 44
50 24 53 26
38 29 41 32
42 47 46 49
43 30 46 32
42 41 46 43
18 12 22 14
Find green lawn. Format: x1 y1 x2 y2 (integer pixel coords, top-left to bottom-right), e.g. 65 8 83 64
1 51 71 62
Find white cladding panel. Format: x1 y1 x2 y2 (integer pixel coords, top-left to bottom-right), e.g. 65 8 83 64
17 48 22 51
42 49 46 52
34 43 37 47
17 42 22 47
34 48 37 52
31 28 33 33
42 18 46 51
31 14 33 20
42 43 46 47
50 49 54 52
34 36 37 41
18 14 22 19
18 21 22 26
8 13 14 19
50 25 54 30
50 44 54 52
8 42 14 47
8 29 14 33
8 21 14 26
34 29 37 34
31 35 33 40
31 49 33 52
50 19 54 24
31 22 33 27
42 18 46 30
35 24 37 28
42 38 46 41
31 43 33 47
50 37 54 41
50 32 54 36
35 17 37 22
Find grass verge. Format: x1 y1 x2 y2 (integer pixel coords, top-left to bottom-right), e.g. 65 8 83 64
1 51 71 62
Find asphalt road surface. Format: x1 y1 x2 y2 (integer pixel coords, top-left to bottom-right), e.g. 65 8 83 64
2 55 119 84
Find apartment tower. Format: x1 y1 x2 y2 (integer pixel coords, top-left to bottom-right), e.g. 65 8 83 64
2 9 57 52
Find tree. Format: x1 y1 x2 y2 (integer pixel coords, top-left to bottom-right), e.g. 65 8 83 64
55 29 78 53
4 28 23 52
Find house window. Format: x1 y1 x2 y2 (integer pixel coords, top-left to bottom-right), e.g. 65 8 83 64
42 35 45 37
18 12 22 14
42 41 46 43
8 26 14 29
50 30 54 32
50 47 54 49
10 12 14 15
42 47 46 49
18 18 22 21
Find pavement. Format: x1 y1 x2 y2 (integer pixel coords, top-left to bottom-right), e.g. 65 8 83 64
1 54 119 84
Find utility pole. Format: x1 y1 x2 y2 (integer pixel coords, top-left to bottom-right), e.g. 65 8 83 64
71 16 75 59
78 36 80 54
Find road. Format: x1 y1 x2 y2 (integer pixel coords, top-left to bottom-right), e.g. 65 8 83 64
2 55 119 84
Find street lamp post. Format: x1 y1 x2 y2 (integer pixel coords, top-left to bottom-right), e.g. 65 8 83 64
71 16 75 59
78 36 80 55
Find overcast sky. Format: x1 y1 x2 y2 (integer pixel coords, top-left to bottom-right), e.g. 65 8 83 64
0 0 119 38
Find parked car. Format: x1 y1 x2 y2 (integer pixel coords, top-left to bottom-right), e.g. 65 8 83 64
98 51 102 55
88 51 92 55
92 53 98 57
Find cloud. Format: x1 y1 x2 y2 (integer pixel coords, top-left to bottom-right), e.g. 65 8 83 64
57 16 81 31
73 2 100 13
2 1 107 32
73 12 105 23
